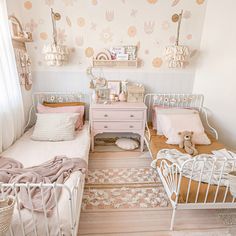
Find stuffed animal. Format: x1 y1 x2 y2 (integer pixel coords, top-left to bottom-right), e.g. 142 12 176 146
178 131 198 156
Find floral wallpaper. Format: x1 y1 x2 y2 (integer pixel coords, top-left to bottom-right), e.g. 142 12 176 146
8 0 206 71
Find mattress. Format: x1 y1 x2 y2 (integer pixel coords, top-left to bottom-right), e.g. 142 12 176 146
147 124 234 204
2 122 90 236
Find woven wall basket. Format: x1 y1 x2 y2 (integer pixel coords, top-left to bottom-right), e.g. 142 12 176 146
0 196 15 234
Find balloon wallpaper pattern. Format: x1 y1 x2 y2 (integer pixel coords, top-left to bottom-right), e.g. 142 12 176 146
9 0 206 71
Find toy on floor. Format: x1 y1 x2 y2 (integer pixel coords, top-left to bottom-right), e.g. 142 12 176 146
178 131 198 156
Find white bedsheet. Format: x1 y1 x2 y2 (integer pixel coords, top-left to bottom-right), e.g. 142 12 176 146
2 122 90 236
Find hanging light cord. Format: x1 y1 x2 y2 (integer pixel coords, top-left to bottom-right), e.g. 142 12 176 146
51 8 57 46
176 10 183 46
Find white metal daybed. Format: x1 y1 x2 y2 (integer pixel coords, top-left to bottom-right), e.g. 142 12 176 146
144 93 236 230
1 92 90 236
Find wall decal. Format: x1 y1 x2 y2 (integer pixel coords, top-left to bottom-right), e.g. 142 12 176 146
105 10 114 22
63 0 77 7
128 26 137 37
66 16 72 27
100 28 113 43
85 47 94 58
171 0 181 7
24 1 32 10
130 9 137 17
91 0 98 5
186 34 192 40
45 0 54 6
90 22 97 31
147 0 158 4
152 57 163 68
75 36 84 46
144 21 155 34
57 28 67 44
162 21 170 30
196 0 205 5
10 0 206 70
183 10 191 19
77 17 85 27
25 19 38 32
40 32 48 40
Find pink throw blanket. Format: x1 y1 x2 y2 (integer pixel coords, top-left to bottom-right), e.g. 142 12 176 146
0 156 87 216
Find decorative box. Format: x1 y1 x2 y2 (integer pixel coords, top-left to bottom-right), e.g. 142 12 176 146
127 85 145 103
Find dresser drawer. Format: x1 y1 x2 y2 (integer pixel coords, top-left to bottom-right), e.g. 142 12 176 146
92 110 144 120
93 121 143 130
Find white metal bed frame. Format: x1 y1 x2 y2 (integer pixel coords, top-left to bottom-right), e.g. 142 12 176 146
144 93 236 230
1 92 89 236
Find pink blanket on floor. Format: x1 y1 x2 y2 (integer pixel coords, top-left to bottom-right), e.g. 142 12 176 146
0 156 87 216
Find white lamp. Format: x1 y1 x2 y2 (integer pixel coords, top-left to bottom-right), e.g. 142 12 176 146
165 10 189 68
42 8 69 66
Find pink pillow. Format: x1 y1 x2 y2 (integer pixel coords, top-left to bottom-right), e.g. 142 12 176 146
158 113 211 145
37 103 84 130
152 106 198 135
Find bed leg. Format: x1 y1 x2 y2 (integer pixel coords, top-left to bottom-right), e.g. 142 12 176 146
170 208 176 231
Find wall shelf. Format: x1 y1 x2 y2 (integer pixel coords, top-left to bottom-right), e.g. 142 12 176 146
92 59 138 68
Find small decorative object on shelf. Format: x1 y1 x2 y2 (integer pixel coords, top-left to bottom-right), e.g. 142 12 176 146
42 8 69 66
228 171 236 197
107 80 121 96
93 45 138 68
127 84 145 103
165 10 189 68
119 91 127 102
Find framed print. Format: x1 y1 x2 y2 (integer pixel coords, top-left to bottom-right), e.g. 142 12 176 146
107 80 121 95
96 88 110 102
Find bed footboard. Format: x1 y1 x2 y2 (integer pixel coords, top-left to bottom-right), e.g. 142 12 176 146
1 172 85 236
156 156 236 230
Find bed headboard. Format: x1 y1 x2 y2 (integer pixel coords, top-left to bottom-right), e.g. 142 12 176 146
25 92 89 130
144 93 218 139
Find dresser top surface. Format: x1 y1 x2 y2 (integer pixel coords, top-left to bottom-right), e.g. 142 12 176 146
90 102 147 109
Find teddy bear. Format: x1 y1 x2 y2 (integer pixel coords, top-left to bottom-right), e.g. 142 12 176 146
178 131 198 156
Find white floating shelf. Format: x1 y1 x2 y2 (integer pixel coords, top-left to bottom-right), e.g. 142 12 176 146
92 59 138 68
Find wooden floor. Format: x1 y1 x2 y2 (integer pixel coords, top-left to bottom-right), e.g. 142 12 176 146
78 151 235 236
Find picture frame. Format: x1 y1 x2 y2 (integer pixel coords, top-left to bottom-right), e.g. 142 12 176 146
96 88 110 102
8 15 23 38
107 80 121 96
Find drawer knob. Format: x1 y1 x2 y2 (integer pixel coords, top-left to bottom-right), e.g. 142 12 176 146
104 125 108 128
104 114 108 117
130 114 134 117
129 125 134 128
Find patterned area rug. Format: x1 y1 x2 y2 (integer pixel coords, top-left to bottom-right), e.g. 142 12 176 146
82 167 170 211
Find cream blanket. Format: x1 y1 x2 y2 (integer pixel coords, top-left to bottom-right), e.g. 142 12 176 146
0 156 87 215
151 149 236 187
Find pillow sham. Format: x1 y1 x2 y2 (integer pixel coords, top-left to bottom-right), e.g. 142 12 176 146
32 113 79 142
158 113 211 145
152 106 198 135
37 103 84 130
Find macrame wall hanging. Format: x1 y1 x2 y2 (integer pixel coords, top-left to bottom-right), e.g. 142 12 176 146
42 8 69 66
9 15 33 91
165 10 190 69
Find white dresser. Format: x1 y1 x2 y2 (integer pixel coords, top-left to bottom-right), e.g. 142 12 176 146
90 102 147 152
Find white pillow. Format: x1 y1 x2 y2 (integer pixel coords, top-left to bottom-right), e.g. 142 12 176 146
31 113 79 141
115 138 139 150
155 107 198 135
159 113 211 145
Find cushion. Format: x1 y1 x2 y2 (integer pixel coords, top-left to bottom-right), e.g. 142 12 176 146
158 113 211 145
115 138 139 150
31 113 79 141
152 106 198 135
37 103 84 130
